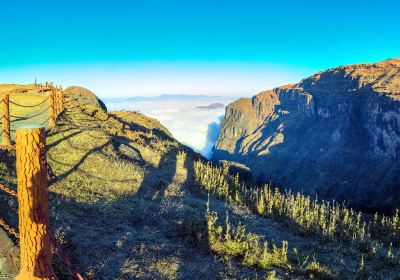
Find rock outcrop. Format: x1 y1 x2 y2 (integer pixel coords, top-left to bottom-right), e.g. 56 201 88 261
214 58 400 211
0 229 19 279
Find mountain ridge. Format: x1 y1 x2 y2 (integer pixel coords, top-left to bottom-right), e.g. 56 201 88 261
214 58 400 211
104 94 228 103
2 84 400 279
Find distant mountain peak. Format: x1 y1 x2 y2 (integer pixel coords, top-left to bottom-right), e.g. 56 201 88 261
196 103 224 110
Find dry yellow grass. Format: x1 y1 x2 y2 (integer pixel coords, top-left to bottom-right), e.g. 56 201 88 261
2 85 400 279
0 84 35 96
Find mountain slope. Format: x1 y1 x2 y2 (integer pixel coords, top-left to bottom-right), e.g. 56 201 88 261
2 85 400 279
0 86 288 279
214 58 400 211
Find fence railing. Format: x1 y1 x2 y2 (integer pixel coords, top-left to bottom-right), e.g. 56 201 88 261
0 83 84 279
1 83 64 147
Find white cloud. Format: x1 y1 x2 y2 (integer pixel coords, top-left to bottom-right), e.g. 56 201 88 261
107 97 236 158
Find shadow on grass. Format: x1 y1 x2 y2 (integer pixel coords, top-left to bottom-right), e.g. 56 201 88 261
10 92 228 278
48 146 221 279
109 113 173 141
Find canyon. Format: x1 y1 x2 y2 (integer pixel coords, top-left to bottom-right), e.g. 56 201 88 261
214 58 400 211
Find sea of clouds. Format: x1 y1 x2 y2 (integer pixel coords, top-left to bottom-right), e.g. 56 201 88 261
106 96 237 158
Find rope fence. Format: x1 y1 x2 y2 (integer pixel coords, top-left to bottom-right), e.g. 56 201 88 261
0 144 16 150
10 106 50 120
0 218 19 239
0 82 84 279
0 82 64 146
9 96 50 108
0 183 17 197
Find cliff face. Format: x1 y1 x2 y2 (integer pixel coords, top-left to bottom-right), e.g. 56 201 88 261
214 58 400 211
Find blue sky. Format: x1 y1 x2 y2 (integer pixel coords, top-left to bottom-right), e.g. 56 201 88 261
0 0 399 97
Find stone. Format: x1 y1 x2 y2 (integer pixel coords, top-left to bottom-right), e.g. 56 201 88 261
213 58 400 211
0 229 19 278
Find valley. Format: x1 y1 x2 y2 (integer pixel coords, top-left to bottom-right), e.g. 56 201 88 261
1 82 400 279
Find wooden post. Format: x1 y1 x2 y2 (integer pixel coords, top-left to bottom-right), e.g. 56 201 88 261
1 94 11 146
15 127 56 280
60 86 64 112
57 90 61 115
54 90 58 117
48 91 56 128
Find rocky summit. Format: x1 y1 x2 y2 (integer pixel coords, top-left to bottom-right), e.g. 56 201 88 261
213 58 400 211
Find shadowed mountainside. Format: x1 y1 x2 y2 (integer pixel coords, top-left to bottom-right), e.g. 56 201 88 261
2 85 400 279
0 86 293 279
214 58 400 212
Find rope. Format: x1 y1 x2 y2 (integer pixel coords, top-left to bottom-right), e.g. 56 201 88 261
0 144 16 150
42 146 58 182
50 230 85 280
40 117 50 126
0 184 17 197
10 106 50 120
0 218 19 238
9 97 49 108
46 162 58 182
0 222 84 279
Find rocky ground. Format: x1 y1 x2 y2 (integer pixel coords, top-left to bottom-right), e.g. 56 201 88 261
0 229 18 280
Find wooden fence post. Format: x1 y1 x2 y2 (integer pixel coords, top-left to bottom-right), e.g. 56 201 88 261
57 90 61 116
1 94 11 146
15 127 56 280
54 90 58 117
60 86 64 112
48 91 56 128
60 87 64 112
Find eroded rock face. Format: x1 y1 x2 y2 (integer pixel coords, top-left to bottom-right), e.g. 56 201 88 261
214 58 400 211
0 229 19 279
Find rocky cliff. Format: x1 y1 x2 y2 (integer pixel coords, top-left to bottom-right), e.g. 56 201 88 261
214 58 400 211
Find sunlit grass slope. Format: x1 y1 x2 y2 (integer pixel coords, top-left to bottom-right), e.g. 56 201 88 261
1 85 400 279
42 86 274 279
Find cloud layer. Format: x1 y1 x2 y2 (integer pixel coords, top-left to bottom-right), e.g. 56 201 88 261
106 96 236 158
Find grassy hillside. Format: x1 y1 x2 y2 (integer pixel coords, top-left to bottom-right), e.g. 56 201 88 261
44 86 287 279
1 85 400 279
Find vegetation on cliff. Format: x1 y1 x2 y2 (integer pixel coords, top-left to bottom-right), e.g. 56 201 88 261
214 58 400 212
1 84 400 279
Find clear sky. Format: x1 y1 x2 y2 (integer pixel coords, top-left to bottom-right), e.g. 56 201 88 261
0 0 399 97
